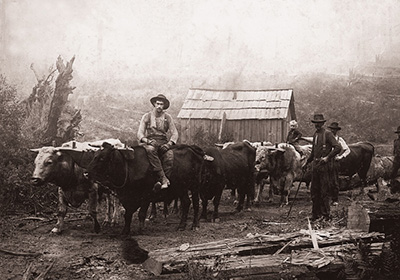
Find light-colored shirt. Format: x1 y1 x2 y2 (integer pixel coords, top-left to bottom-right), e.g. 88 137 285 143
335 135 350 160
137 110 179 144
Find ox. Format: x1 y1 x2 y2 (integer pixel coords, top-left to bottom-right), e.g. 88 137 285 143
254 144 311 206
336 142 375 192
84 143 205 234
200 141 256 222
31 146 102 233
340 154 393 191
255 143 310 206
31 139 124 233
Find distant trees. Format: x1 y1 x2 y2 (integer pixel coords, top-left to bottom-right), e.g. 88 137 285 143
294 74 400 144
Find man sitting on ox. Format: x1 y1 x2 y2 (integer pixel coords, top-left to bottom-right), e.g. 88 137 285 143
137 94 179 191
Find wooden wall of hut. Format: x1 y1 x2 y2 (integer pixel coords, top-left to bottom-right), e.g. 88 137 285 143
179 118 287 144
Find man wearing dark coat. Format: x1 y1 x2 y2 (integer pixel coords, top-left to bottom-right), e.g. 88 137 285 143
304 114 341 221
390 126 400 181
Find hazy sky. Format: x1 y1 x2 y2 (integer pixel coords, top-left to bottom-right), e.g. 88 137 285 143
1 0 399 94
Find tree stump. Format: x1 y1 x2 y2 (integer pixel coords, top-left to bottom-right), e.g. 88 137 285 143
347 200 400 234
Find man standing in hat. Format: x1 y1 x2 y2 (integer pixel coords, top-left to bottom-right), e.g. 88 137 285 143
390 126 400 181
137 94 179 191
328 122 350 206
304 114 341 221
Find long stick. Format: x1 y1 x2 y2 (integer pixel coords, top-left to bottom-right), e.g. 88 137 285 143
286 175 304 219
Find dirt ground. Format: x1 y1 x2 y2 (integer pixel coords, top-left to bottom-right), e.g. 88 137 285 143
0 184 354 280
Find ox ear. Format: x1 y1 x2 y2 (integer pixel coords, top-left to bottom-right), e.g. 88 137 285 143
119 149 135 161
30 148 41 153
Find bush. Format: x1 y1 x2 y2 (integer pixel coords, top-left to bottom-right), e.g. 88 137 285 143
0 75 56 214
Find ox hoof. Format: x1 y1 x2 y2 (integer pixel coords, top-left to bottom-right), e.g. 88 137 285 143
212 218 221 223
199 218 207 223
359 189 367 195
233 200 239 206
191 226 200 231
147 215 155 221
232 209 242 215
51 228 62 234
121 229 131 235
94 226 101 234
177 225 186 231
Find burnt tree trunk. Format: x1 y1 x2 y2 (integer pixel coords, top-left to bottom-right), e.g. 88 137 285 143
43 56 78 145
22 55 81 146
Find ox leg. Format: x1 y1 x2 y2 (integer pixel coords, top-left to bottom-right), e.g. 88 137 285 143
163 201 169 218
122 207 135 235
235 189 245 213
172 199 179 215
111 195 122 225
281 176 293 207
178 194 190 231
268 182 274 203
254 183 263 205
137 203 150 235
147 202 157 220
88 183 101 233
212 192 222 222
191 190 200 231
103 193 112 226
200 196 208 222
52 187 67 234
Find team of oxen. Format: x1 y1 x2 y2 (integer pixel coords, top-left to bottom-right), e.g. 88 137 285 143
31 137 391 235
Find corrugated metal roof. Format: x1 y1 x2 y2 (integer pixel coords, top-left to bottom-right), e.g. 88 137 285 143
177 88 294 120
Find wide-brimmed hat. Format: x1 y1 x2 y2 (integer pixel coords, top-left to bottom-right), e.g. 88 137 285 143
395 126 400 133
311 114 326 123
328 122 341 130
150 94 170 110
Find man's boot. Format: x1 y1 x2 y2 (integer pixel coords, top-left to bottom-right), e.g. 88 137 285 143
154 170 170 192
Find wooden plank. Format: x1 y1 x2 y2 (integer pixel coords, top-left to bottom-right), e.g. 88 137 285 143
145 229 384 275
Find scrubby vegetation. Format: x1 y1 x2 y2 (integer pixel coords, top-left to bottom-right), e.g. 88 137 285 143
0 75 57 214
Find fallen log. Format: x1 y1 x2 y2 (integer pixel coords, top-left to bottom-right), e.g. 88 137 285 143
143 228 384 276
347 200 400 234
0 248 41 257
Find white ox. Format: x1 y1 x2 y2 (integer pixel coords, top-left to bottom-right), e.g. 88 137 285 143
254 143 311 206
31 139 124 233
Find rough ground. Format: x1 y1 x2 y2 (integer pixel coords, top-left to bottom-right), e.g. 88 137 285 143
0 185 354 280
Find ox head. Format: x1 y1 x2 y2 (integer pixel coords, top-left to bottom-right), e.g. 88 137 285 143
31 147 64 186
86 142 135 182
254 145 287 172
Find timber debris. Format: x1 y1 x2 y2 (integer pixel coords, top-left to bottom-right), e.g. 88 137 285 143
143 227 384 277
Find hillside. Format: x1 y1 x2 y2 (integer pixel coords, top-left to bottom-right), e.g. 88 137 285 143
68 72 400 146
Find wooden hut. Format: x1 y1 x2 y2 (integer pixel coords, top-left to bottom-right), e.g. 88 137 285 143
177 88 296 144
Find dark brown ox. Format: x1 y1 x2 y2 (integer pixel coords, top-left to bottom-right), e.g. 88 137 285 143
31 147 102 234
255 143 309 206
200 141 256 222
339 154 390 191
336 142 375 192
84 143 205 234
